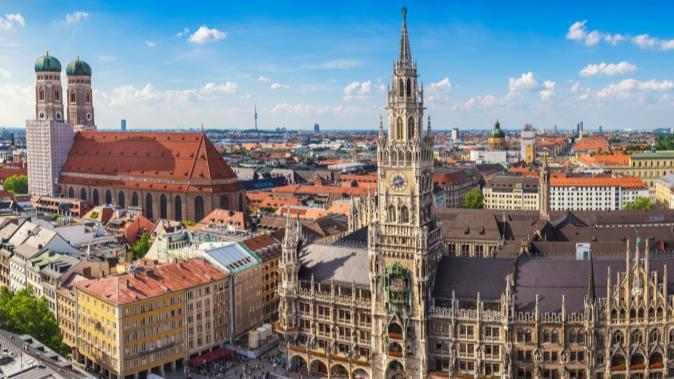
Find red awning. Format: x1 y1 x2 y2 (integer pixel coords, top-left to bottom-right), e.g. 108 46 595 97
188 348 233 366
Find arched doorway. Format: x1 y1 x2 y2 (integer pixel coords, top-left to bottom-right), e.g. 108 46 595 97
93 189 99 206
145 194 153 219
310 360 328 377
80 188 87 201
386 361 405 379
118 192 125 208
174 196 182 221
352 369 369 379
160 194 167 219
105 190 112 205
331 364 348 378
290 356 307 373
131 192 139 207
194 196 204 221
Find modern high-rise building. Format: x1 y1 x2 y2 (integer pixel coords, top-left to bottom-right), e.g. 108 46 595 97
450 127 459 142
26 52 75 196
314 123 320 134
120 119 126 131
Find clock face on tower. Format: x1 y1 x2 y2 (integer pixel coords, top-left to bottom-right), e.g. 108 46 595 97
389 173 407 191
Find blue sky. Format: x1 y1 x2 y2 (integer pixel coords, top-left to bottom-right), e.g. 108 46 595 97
1 1 674 131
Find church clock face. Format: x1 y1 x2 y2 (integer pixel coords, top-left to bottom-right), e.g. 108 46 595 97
389 173 407 191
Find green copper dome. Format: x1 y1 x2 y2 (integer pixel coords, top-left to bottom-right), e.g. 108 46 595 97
66 57 92 76
490 121 505 138
34 52 62 72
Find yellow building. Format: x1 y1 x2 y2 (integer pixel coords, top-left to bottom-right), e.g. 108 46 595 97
73 259 227 379
613 151 674 190
655 173 674 209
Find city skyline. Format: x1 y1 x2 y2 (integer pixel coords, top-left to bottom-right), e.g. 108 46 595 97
1 1 674 131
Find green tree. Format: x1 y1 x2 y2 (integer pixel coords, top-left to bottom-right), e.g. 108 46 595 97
3 174 28 194
624 196 654 211
464 187 484 209
130 232 152 260
0 287 65 355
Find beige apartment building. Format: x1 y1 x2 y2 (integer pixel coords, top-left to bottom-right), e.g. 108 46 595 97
483 175 539 211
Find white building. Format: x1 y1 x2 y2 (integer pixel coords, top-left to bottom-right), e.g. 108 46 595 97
469 149 518 165
549 175 649 211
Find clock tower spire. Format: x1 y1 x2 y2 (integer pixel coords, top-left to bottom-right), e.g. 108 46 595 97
370 7 440 379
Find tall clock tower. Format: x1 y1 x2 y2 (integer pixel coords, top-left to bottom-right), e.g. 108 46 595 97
369 7 441 379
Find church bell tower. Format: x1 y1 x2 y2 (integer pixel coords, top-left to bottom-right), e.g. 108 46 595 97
369 7 441 379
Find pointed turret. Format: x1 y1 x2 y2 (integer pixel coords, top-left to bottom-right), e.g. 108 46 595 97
397 7 413 68
587 257 596 301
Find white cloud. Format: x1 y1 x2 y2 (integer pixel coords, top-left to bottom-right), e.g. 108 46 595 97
460 95 502 111
567 20 674 51
427 77 453 102
0 69 10 79
188 25 226 44
105 81 237 107
257 76 271 82
539 80 556 101
579 61 637 77
270 83 288 90
0 13 25 30
176 28 190 38
65 11 88 25
145 40 156 48
566 20 623 47
343 80 380 101
632 34 674 51
508 72 539 93
596 79 674 100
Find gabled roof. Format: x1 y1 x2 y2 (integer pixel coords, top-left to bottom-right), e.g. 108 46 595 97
59 132 243 194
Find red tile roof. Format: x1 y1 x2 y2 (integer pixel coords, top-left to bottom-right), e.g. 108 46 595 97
198 208 247 229
551 175 647 189
59 132 242 194
75 259 226 304
577 154 629 167
572 136 609 153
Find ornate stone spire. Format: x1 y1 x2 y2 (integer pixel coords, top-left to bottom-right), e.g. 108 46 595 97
397 7 413 67
587 257 595 300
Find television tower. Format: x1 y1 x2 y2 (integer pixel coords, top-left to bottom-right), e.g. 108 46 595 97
254 105 258 131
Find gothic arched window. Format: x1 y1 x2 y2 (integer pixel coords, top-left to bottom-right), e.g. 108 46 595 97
105 190 112 205
39 90 44 101
79 188 87 200
93 189 99 206
220 195 229 209
70 92 75 103
145 194 153 219
68 187 74 198
398 79 404 97
131 192 139 207
160 194 167 219
408 117 415 139
174 196 182 221
55 91 59 101
387 205 396 223
118 191 125 208
400 206 409 223
406 78 412 97
396 117 403 140
194 196 204 221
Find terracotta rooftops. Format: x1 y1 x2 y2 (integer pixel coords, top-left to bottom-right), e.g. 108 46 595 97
550 175 647 189
74 258 226 305
577 154 630 167
59 131 242 193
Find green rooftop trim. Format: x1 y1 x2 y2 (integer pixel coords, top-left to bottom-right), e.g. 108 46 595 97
631 151 674 159
35 52 62 72
237 241 262 264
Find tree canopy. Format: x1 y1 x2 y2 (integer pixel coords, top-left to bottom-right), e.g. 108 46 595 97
0 287 65 355
131 232 152 260
464 187 484 209
3 174 28 194
624 196 653 211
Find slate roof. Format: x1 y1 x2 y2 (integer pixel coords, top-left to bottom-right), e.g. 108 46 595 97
299 233 369 288
432 256 514 300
